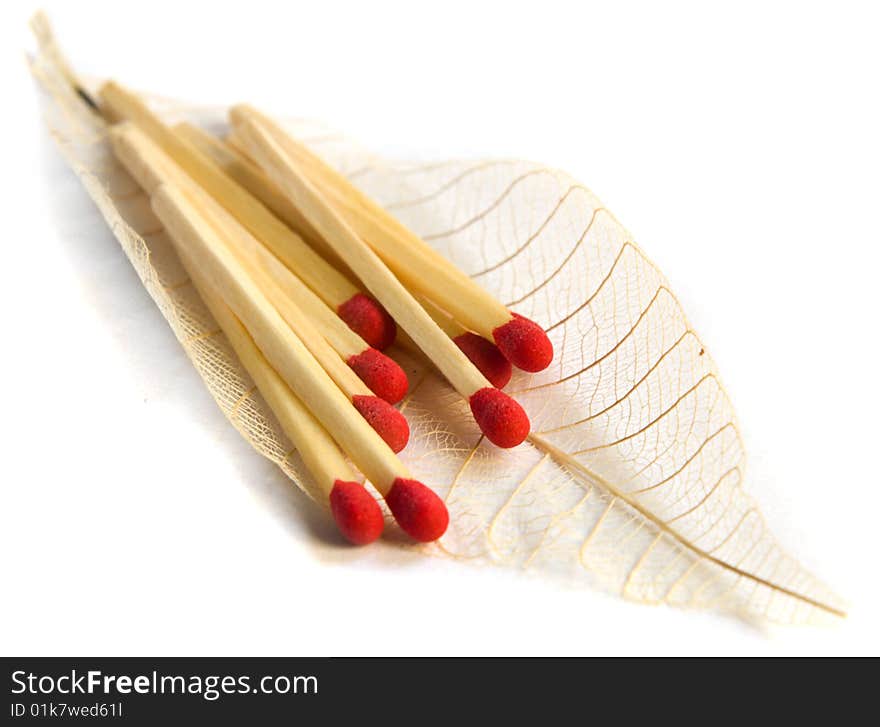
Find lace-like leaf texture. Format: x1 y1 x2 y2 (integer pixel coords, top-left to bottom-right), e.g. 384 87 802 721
29 25 843 624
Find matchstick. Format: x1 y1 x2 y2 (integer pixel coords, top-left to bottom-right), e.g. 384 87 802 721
233 112 531 448
181 122 512 389
231 105 553 373
152 182 448 542
187 266 384 545
221 218 410 405
416 295 512 389
109 123 409 452
99 82 397 350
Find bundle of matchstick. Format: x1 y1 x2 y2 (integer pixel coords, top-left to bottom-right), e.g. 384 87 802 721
97 82 554 545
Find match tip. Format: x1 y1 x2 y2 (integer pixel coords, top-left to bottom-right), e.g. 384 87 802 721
337 293 397 350
329 480 384 545
454 332 512 389
347 348 409 404
352 395 410 453
469 387 530 448
386 478 449 542
492 313 553 372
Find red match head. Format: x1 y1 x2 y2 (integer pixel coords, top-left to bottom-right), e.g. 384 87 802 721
329 480 384 545
454 332 512 389
337 293 397 350
469 387 530 448
385 477 448 542
347 348 409 404
352 394 410 453
492 313 553 372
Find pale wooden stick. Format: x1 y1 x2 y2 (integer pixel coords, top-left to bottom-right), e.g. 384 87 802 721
415 294 469 339
151 183 407 493
230 105 511 337
99 83 359 311
224 222 367 360
187 265 358 499
233 114 491 400
109 121 172 194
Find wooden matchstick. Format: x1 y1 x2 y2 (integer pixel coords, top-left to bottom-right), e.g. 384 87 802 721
99 82 397 350
187 266 384 545
109 123 409 452
152 182 447 542
230 104 553 373
416 295 512 390
232 112 531 448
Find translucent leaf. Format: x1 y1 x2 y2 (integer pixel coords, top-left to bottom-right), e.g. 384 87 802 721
29 19 844 624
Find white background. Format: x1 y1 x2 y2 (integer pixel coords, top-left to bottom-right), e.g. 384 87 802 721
1 0 878 656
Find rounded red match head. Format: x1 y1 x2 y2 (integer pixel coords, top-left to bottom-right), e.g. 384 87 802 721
454 332 512 389
492 313 553 372
469 387 530 448
337 293 397 350
329 480 384 545
347 348 409 404
385 477 448 542
352 395 410 453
